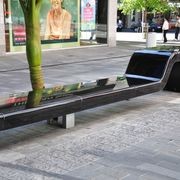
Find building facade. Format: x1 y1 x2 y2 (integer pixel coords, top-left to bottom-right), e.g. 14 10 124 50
0 0 117 56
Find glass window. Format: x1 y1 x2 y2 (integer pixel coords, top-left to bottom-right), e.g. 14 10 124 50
4 0 108 53
80 0 108 45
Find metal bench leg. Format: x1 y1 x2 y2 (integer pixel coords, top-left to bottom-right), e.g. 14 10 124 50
62 113 75 129
47 117 59 125
47 114 75 128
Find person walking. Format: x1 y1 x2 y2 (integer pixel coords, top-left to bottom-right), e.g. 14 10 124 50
162 17 169 43
175 15 180 41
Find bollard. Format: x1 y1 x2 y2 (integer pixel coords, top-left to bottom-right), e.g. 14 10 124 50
146 32 156 48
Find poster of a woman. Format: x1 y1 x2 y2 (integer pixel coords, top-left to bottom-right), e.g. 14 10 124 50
9 0 79 51
81 0 96 31
44 0 72 40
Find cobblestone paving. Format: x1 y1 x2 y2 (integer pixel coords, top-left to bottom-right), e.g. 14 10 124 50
0 91 180 179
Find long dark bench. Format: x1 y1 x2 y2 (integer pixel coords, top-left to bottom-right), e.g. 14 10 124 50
0 46 180 131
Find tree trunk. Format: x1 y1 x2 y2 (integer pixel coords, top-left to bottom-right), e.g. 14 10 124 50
143 9 148 39
24 3 44 90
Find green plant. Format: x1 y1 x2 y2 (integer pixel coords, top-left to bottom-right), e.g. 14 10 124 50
19 0 44 90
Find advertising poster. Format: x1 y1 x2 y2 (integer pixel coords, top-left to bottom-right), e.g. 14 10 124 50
9 0 79 47
81 0 96 31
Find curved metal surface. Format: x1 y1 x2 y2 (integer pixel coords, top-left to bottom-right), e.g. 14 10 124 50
0 46 180 130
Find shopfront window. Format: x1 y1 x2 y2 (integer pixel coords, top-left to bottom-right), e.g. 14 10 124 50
3 0 108 53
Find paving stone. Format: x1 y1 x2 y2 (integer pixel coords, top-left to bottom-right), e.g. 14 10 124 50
139 173 175 180
121 174 142 180
153 152 180 166
157 160 180 173
0 161 82 180
0 150 25 163
90 174 116 180
65 163 105 179
137 163 180 180
96 166 129 179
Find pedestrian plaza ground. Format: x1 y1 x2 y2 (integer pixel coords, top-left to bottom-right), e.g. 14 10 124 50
0 42 180 180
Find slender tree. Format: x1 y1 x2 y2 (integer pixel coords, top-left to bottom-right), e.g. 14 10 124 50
19 0 44 90
119 0 171 15
119 0 173 37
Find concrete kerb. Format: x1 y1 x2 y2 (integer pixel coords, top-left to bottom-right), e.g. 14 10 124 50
116 32 175 42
